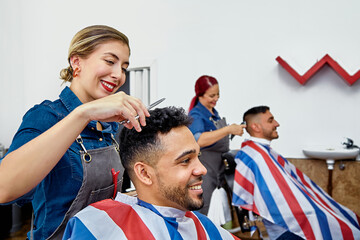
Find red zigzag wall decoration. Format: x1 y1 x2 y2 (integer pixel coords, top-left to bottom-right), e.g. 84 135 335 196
276 54 360 85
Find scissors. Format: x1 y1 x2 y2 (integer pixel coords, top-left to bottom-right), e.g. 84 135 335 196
119 98 166 125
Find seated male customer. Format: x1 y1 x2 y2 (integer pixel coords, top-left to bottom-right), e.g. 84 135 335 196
63 107 240 240
232 106 360 240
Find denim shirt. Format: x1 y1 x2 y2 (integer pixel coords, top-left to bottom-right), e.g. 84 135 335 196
1 86 119 240
188 102 221 142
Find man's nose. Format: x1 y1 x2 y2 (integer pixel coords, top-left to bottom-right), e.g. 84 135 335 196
194 157 207 176
275 120 280 127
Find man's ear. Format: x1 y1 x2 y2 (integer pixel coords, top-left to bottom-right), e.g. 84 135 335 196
250 122 261 134
133 162 154 186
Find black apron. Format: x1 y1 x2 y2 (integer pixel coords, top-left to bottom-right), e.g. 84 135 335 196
46 134 124 239
198 117 229 215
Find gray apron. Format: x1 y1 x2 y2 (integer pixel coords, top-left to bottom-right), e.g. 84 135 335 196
46 134 124 239
198 117 229 215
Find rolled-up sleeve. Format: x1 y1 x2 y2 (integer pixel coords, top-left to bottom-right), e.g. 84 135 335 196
188 112 206 141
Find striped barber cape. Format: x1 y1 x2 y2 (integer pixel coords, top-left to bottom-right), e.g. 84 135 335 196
63 193 240 240
232 140 360 240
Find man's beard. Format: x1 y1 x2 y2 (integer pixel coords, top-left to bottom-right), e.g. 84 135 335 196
263 127 278 141
157 176 204 211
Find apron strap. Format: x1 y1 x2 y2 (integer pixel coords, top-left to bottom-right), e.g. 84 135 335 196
76 135 92 163
110 134 120 152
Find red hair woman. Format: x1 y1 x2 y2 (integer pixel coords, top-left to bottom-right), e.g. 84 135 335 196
188 75 245 215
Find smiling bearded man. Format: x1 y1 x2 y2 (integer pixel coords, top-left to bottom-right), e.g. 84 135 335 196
63 107 241 240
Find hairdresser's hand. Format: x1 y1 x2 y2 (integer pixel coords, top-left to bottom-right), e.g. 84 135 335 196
228 123 246 136
79 91 150 132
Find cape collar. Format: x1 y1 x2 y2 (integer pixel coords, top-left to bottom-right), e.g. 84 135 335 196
115 193 187 218
247 136 271 146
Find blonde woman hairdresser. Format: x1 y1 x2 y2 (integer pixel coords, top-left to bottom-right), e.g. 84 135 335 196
0 25 149 239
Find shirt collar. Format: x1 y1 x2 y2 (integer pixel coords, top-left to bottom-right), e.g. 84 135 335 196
195 102 220 119
248 136 271 146
60 86 83 113
137 199 186 218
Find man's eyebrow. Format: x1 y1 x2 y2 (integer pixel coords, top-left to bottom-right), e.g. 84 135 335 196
175 149 196 161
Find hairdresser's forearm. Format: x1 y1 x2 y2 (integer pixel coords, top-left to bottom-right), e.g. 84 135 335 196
0 107 90 203
196 127 230 148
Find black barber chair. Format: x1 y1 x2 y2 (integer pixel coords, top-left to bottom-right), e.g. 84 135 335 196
0 205 12 238
222 149 239 190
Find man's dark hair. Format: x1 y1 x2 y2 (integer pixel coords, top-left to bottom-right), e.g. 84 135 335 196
243 105 269 122
119 106 192 176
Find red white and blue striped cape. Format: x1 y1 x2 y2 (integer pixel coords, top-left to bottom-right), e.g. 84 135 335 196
232 140 360 240
63 193 240 240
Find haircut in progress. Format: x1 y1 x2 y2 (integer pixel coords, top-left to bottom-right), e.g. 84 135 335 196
0 24 151 239
233 105 360 239
243 105 270 135
120 106 192 176
243 105 269 123
63 112 240 239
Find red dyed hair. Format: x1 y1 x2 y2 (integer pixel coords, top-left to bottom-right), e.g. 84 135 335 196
188 75 218 112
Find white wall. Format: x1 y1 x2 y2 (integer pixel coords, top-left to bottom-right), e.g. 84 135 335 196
1 0 359 158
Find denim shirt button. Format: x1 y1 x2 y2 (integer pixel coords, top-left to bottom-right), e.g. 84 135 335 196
99 138 103 141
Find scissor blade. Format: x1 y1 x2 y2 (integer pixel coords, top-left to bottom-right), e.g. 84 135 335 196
119 98 166 125
147 97 165 110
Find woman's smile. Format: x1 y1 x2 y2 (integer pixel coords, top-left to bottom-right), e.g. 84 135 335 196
100 80 117 93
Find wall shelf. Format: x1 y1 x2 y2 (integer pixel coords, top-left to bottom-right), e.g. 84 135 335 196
276 54 360 85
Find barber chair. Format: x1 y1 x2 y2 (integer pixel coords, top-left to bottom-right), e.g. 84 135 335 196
0 205 12 238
